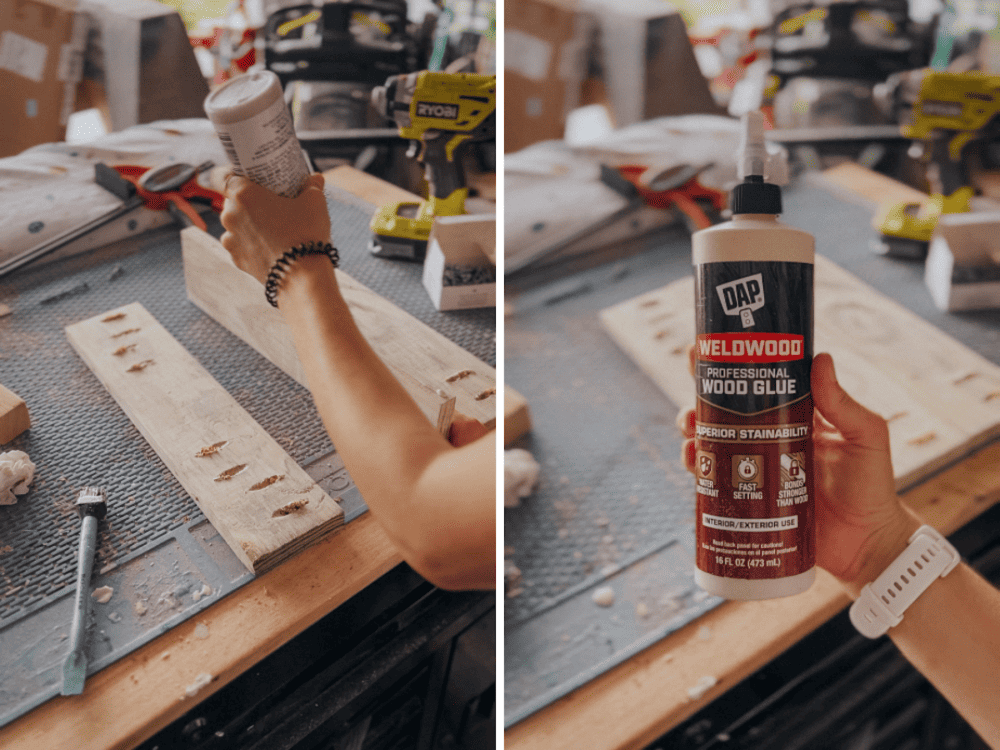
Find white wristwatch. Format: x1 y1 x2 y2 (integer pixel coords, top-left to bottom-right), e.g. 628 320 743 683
849 525 960 638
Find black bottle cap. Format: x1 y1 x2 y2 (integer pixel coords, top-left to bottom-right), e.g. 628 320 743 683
731 175 782 215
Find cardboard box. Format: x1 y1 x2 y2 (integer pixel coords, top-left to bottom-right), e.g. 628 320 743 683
505 0 594 153
925 212 1000 312
505 0 722 153
422 214 496 311
78 0 208 130
587 0 724 127
0 0 87 157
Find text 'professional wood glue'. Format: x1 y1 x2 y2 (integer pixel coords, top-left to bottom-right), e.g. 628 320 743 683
692 111 816 600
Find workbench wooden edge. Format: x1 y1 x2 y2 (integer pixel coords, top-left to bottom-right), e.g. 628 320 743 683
504 441 1000 750
0 513 402 750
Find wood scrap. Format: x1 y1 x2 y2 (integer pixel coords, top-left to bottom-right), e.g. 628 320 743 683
181 226 496 433
504 385 532 446
599 254 1000 490
0 384 31 445
65 302 345 574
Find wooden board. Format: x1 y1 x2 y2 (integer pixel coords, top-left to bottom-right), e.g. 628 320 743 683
816 162 929 208
0 384 30 445
65 303 345 574
599 254 1000 490
504 385 532 446
181 227 497 432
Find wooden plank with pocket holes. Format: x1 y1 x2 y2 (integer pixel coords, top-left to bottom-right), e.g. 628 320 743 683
65 303 345 574
600 254 1000 491
181 227 496 434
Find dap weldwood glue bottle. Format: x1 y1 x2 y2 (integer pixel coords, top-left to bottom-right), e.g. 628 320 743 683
692 111 816 600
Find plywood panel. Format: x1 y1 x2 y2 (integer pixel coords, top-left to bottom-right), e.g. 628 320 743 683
181 227 496 432
600 254 1000 490
65 303 344 574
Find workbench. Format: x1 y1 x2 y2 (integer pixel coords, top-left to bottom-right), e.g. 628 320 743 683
504 178 1000 749
0 166 496 749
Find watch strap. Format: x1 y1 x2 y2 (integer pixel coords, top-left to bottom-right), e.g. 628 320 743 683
849 525 960 638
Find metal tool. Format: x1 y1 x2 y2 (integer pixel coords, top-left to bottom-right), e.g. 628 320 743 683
0 161 217 279
61 486 108 696
368 70 496 260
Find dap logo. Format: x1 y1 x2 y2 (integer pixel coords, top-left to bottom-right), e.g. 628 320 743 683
416 101 459 119
716 273 764 328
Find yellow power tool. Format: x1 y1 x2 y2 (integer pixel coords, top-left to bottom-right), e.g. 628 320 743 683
875 70 1000 259
369 70 496 260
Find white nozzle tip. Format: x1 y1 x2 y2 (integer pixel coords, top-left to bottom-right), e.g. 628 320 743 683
742 111 764 143
737 110 768 179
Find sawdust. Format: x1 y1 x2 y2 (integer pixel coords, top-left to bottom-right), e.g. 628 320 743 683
126 359 154 372
475 388 496 401
272 499 307 516
111 327 141 338
250 474 284 491
214 464 247 482
445 369 476 383
102 313 126 323
113 344 137 356
195 441 228 457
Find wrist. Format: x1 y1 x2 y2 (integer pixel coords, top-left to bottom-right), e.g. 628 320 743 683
265 242 339 308
839 508 924 599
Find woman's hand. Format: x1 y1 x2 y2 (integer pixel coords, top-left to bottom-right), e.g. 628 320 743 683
680 350 920 595
219 173 331 285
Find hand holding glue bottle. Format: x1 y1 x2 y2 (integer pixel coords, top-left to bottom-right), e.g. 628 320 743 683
204 70 311 198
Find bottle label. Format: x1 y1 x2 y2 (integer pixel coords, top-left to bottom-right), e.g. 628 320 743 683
694 260 815 581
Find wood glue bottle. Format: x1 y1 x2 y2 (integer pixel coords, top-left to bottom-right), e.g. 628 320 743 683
204 70 311 198
691 111 816 600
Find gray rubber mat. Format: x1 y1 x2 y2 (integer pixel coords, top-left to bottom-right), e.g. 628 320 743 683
0 195 494 727
504 234 724 727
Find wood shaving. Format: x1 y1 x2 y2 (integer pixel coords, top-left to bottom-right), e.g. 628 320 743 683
445 369 476 383
111 327 141 338
250 474 284 491
112 344 137 356
654 329 670 340
908 431 937 446
195 441 228 457
92 586 114 604
184 673 212 698
272 499 308 517
687 676 717 701
126 359 154 372
886 412 908 423
474 387 496 401
102 312 126 322
953 372 978 385
986 391 1000 402
639 299 659 308
591 585 615 607
214 464 247 481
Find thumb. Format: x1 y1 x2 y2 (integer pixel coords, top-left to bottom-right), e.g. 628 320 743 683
811 353 888 448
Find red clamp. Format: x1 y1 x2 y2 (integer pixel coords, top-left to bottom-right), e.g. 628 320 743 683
617 164 727 231
113 164 225 232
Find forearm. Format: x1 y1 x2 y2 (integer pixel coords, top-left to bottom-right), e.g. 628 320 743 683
888 562 1000 746
842 508 1000 746
276 255 495 589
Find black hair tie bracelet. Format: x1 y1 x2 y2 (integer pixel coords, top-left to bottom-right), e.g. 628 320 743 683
264 241 340 308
